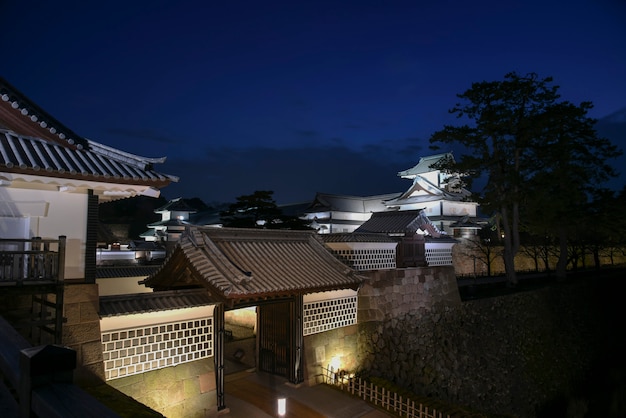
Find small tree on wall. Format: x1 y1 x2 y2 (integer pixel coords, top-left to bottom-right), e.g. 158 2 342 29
220 190 311 230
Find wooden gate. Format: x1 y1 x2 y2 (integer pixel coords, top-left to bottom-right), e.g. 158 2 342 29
258 301 291 377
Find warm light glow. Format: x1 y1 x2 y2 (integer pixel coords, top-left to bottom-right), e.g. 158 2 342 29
329 356 341 371
277 398 286 416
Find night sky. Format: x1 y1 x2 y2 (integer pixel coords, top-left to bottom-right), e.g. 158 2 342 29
2 1 625 205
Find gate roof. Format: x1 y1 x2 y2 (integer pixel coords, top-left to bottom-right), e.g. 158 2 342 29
142 226 363 308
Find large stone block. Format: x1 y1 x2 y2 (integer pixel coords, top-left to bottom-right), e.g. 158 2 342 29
64 283 99 304
82 339 104 364
63 322 101 345
199 372 216 393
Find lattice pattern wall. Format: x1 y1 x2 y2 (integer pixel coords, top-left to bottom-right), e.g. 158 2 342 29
425 248 453 266
331 249 396 271
102 318 213 380
303 296 357 336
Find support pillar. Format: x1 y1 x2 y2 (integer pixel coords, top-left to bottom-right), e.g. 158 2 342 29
289 295 304 384
213 303 226 411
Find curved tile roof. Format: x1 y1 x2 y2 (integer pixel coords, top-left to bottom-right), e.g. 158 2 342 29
0 77 177 188
0 129 177 186
304 192 401 213
100 289 213 317
397 152 453 178
143 227 363 307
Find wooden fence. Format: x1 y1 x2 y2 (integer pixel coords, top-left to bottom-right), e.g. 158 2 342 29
321 365 450 418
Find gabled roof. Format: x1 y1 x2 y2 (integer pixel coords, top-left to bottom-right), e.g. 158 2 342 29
356 209 451 239
155 197 197 214
397 152 453 178
355 210 423 235
0 77 177 191
304 192 401 213
147 218 191 228
142 226 363 308
384 176 471 206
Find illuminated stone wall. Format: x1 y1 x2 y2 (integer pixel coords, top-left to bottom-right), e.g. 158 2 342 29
62 283 106 384
303 324 358 386
108 357 216 418
357 266 461 323
302 266 458 386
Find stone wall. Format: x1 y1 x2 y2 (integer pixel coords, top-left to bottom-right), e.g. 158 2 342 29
357 278 617 417
108 358 217 418
302 266 459 386
63 283 106 385
303 324 358 385
358 266 461 323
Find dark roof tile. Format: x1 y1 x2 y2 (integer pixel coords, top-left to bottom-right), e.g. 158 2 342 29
99 289 213 317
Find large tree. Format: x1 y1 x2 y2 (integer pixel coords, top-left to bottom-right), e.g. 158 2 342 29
220 190 282 228
524 101 621 277
429 72 621 285
430 72 559 285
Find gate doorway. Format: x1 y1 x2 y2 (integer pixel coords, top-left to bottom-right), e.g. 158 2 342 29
258 301 291 377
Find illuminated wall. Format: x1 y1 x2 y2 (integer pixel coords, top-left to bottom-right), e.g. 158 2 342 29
325 241 397 271
100 305 215 381
303 289 358 336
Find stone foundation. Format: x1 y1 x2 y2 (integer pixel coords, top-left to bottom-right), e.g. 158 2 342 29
62 283 105 384
303 324 358 385
108 358 217 418
357 278 615 417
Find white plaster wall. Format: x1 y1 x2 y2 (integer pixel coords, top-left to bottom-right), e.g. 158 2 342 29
441 201 478 217
96 277 154 296
0 186 88 280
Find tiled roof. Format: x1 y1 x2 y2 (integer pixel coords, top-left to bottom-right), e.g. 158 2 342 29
355 210 423 235
96 265 162 279
0 77 177 188
320 233 398 243
142 227 363 307
305 192 401 213
155 197 197 213
397 153 453 178
0 129 176 187
99 289 213 317
147 218 191 228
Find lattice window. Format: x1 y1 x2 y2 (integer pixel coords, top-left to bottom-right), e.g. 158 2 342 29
425 248 453 266
303 296 357 336
331 248 396 271
101 318 213 380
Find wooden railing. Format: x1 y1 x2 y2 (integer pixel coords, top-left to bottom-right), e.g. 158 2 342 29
321 365 450 418
0 316 120 417
0 236 66 284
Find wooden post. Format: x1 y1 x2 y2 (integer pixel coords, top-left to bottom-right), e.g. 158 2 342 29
54 236 66 344
213 303 225 411
289 295 304 384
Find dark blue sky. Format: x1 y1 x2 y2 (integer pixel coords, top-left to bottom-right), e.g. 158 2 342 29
2 0 625 204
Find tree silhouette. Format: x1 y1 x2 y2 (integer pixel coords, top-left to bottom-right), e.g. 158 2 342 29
430 72 621 285
221 190 311 230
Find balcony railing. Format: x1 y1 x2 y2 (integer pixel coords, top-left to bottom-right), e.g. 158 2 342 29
0 237 66 285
